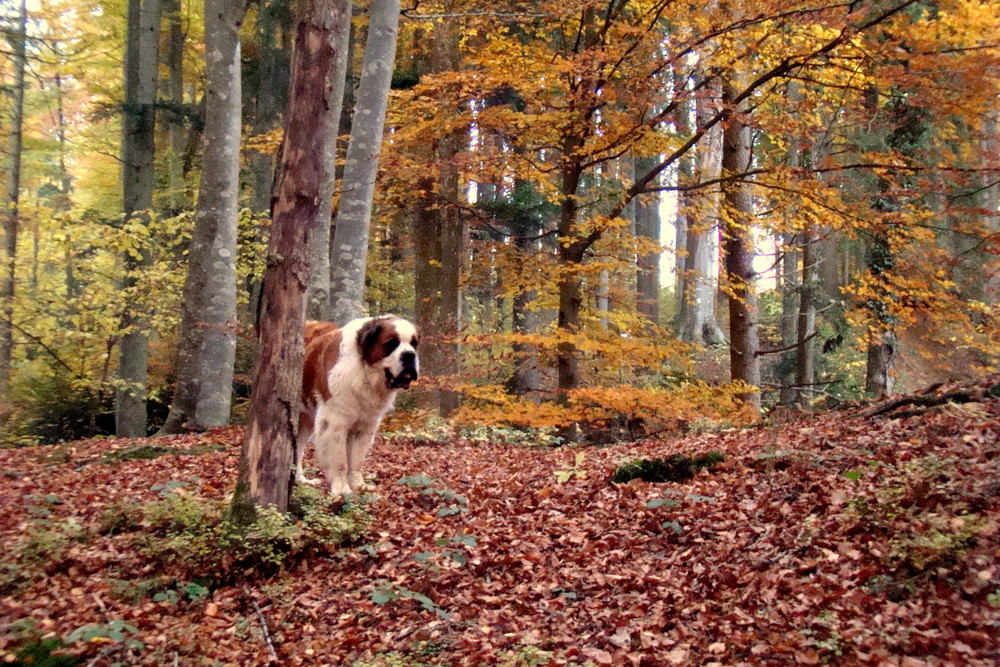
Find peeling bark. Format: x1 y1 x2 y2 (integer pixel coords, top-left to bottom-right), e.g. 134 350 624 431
233 0 349 517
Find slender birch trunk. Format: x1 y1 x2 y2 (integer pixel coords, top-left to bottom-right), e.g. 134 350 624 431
328 0 400 323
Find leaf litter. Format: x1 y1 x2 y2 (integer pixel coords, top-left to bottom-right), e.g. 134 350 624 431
1 378 999 665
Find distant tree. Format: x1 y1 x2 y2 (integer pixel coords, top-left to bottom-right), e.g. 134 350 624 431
162 0 186 215
412 18 464 417
0 0 27 397
159 0 248 434
720 77 761 411
328 0 400 323
116 0 161 437
634 156 661 326
676 81 726 346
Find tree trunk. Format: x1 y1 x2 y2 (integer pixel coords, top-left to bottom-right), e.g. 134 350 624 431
721 81 760 412
816 233 841 300
54 73 79 310
795 228 818 405
0 0 26 396
634 156 661 325
865 333 896 398
506 228 541 396
778 231 799 405
245 3 293 327
412 20 463 417
864 231 896 398
159 0 248 434
232 0 348 519
778 82 802 405
412 170 441 396
328 0 400 323
677 80 726 345
116 0 161 437
304 0 353 322
556 143 586 441
164 0 186 215
981 108 1000 302
246 4 292 216
672 67 692 319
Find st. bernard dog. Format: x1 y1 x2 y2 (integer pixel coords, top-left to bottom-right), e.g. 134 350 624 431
298 315 419 495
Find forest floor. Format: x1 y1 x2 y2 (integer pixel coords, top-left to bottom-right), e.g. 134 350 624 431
2 378 1000 666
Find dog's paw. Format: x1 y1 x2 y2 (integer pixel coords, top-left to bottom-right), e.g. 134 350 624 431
328 479 353 497
348 472 374 493
296 474 322 487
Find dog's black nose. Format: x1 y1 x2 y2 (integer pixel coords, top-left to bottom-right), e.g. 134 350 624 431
401 351 416 367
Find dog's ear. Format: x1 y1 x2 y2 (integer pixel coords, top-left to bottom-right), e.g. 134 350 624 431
357 319 385 365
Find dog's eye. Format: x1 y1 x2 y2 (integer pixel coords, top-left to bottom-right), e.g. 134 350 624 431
384 339 399 355
411 337 419 349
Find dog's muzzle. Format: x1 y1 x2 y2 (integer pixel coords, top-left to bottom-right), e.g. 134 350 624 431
386 368 418 389
386 350 418 389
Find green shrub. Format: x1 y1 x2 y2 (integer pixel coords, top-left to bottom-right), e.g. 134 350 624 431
65 620 143 651
889 513 985 573
611 451 724 484
129 485 369 581
4 619 78 667
1 369 112 445
107 576 208 605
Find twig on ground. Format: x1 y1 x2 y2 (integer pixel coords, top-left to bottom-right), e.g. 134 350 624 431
861 388 982 418
86 647 116 667
245 587 279 661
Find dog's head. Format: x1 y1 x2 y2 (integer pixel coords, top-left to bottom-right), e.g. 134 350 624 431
357 316 420 390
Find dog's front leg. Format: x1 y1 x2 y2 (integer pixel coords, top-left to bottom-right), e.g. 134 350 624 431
346 426 379 493
314 410 352 497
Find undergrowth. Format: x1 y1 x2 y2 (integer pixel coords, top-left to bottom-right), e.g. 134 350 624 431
0 494 87 595
107 485 370 582
384 416 564 448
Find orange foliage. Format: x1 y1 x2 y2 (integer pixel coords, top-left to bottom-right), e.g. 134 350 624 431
450 380 758 433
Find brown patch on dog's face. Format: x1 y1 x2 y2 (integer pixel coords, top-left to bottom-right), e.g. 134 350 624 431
357 317 397 366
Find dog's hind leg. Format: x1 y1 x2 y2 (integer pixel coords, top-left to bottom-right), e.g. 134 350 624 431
295 409 320 486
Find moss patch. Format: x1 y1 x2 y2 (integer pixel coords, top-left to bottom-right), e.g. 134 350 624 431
105 443 225 462
611 452 724 484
